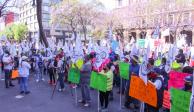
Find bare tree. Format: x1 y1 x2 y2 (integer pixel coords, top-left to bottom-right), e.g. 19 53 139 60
0 0 17 17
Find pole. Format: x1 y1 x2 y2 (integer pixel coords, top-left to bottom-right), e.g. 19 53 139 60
51 69 58 100
51 78 58 100
119 77 122 110
98 91 100 112
74 84 78 106
189 69 194 112
140 102 145 112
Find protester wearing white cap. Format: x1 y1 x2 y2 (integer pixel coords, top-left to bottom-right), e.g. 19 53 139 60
2 50 14 88
18 56 31 94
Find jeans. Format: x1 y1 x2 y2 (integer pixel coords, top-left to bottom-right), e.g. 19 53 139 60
20 77 28 92
80 83 91 103
58 72 64 89
35 68 44 80
4 69 13 87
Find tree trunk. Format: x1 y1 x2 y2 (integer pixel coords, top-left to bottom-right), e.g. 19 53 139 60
36 0 48 48
83 26 87 46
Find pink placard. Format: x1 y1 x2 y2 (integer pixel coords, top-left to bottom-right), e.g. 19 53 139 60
168 71 191 90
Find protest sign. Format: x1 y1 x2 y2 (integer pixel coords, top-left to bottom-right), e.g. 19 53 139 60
90 71 107 92
137 39 145 48
162 90 170 109
68 68 80 84
118 62 130 80
154 59 161 67
76 59 84 70
168 71 191 90
129 75 157 107
93 46 109 69
170 88 191 112
154 40 160 47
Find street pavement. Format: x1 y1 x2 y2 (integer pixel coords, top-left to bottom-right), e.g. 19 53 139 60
0 74 134 112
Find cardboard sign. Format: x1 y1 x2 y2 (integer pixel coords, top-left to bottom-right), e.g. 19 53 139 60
154 40 160 47
129 75 157 107
68 68 80 84
76 59 84 70
90 71 107 92
168 71 191 90
170 88 191 112
137 39 145 48
119 62 130 80
162 90 170 109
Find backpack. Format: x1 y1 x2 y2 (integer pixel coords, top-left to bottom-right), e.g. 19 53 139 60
0 54 4 70
38 57 43 68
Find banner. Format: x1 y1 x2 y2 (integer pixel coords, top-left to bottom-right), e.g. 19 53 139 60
119 62 130 80
90 71 107 92
129 76 157 107
137 39 145 48
162 90 170 109
67 68 80 84
93 46 109 69
168 71 191 90
170 88 191 112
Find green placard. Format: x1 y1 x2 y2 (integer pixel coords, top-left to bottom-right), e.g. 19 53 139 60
90 71 107 92
68 68 80 84
154 59 161 67
170 88 191 112
138 39 145 48
119 62 130 80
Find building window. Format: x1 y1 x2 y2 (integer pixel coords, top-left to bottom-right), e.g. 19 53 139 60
183 13 190 24
168 14 174 25
43 6 49 12
34 15 36 20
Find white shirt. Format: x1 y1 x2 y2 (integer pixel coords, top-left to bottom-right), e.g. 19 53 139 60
2 55 13 70
19 61 31 77
154 78 163 90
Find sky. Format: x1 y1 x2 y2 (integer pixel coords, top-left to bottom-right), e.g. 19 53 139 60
81 0 115 10
0 0 116 10
99 0 115 10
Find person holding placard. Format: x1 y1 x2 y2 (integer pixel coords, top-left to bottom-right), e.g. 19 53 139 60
146 66 164 112
78 55 92 107
182 75 193 92
175 49 186 65
124 55 140 109
99 63 114 112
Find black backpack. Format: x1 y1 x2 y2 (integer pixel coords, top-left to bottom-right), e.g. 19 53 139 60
0 54 4 70
38 57 43 68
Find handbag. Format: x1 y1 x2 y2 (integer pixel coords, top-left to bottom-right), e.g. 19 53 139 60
11 69 19 79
